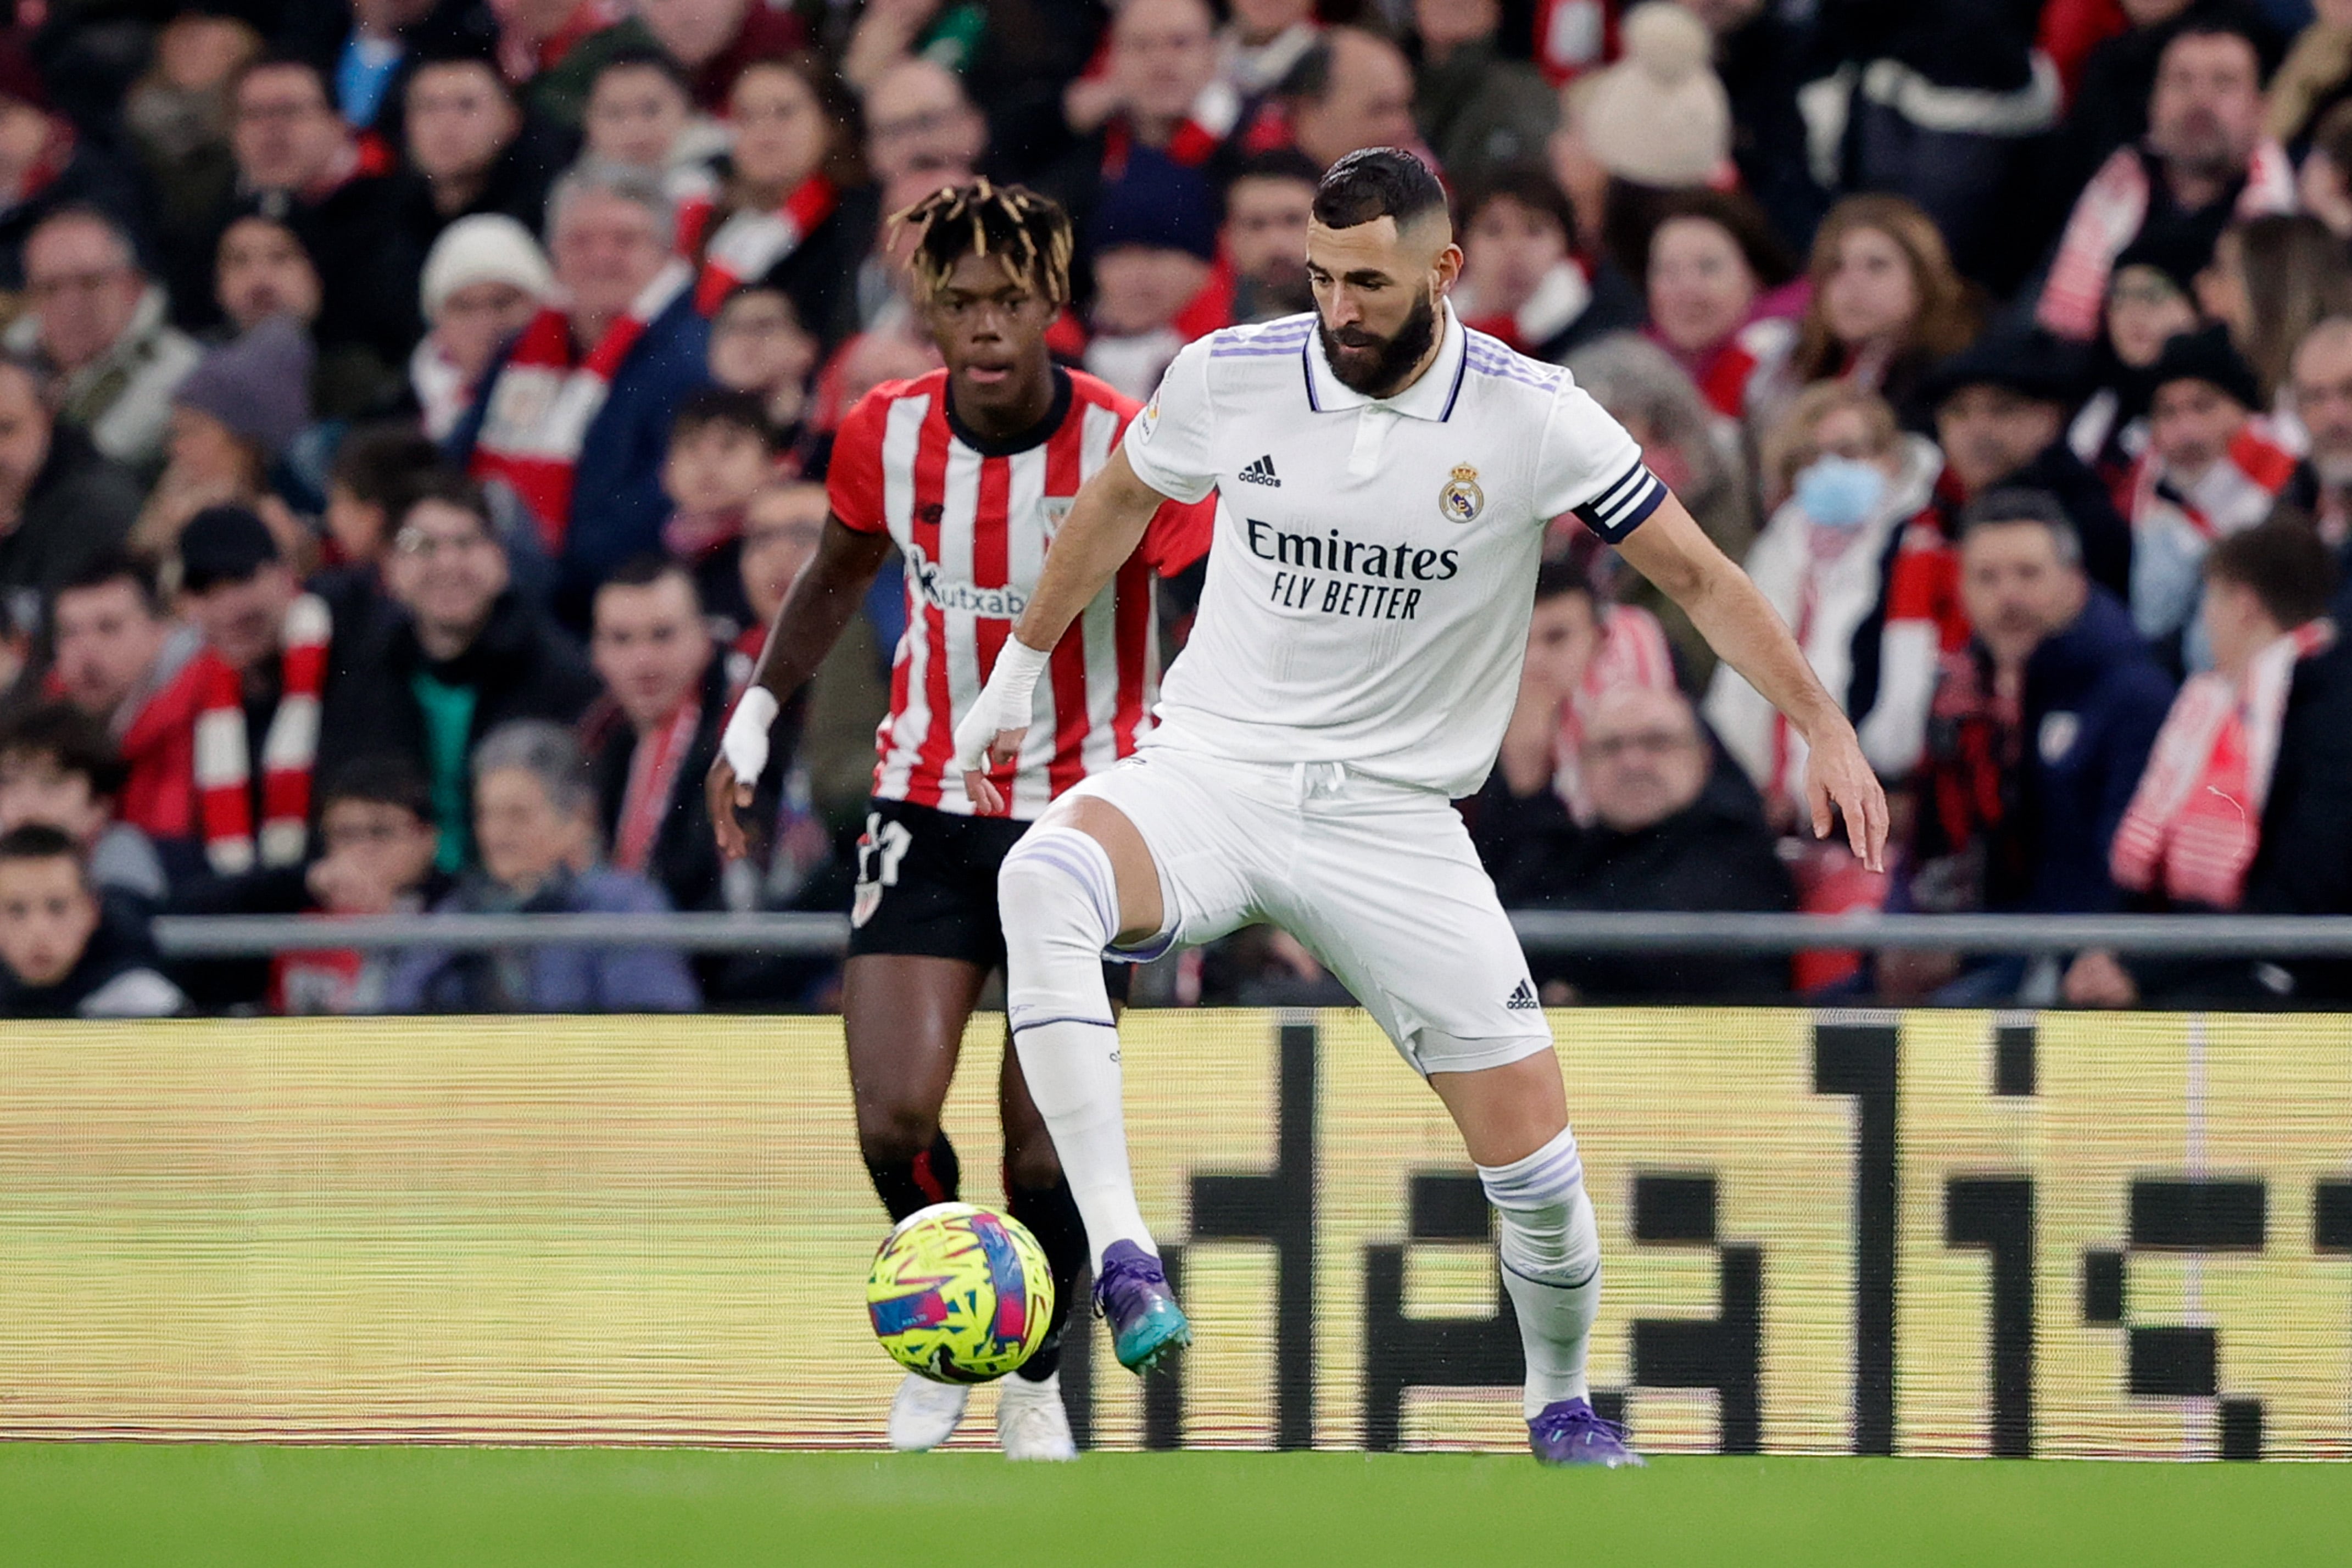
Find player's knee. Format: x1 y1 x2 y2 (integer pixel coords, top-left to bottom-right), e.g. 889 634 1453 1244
996 827 1120 957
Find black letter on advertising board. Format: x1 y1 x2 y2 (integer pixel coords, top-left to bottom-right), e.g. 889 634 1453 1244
1627 1173 1763 1454
1146 1020 1318 1449
1361 1172 1526 1450
1815 1022 1898 1455
1945 1177 2034 1457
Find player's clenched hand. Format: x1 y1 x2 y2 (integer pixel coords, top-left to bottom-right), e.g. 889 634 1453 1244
711 687 780 861
954 636 1052 816
1802 719 1889 873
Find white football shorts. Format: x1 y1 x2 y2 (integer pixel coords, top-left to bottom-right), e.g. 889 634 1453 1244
1065 743 1552 1076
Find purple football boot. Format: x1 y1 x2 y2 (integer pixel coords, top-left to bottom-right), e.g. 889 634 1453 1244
1529 1397 1646 1467
1093 1240 1191 1372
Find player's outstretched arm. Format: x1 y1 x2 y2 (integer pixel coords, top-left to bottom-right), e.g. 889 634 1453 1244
1614 493 1890 871
710 515 894 861
952 447 1171 814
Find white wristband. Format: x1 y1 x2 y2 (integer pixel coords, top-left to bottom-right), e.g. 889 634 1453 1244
721 685 781 789
952 635 1051 773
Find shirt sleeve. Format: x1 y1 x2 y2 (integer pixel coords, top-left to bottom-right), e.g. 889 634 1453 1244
1530 377 1667 544
825 388 891 533
1121 338 1219 504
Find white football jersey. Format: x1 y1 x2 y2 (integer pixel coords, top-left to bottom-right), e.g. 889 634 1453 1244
1124 303 1666 796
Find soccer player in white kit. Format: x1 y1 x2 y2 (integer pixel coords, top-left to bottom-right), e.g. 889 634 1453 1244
952 150 1888 1465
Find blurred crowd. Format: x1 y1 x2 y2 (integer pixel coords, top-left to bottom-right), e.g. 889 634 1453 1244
0 0 2349 1017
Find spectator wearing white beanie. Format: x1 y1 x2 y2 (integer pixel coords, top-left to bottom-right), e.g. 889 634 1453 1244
1552 4 1733 280
413 215 554 439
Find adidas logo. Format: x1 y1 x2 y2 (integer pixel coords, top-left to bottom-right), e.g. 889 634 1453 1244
1506 979 1539 1011
1238 454 1281 486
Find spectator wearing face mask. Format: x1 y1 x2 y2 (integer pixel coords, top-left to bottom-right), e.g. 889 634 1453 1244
1707 384 1946 812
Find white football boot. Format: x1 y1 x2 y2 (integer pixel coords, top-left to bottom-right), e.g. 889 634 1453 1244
887 1372 971 1452
995 1370 1079 1461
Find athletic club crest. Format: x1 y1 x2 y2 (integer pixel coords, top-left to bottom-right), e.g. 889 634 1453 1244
1440 463 1484 523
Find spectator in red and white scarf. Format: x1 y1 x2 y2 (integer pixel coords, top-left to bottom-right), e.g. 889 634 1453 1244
1047 0 1237 280
171 506 333 876
2037 22 2293 344
2069 515 2342 1006
413 214 554 440
2126 325 2300 661
453 163 713 622
585 555 730 916
1641 188 1799 431
687 54 861 339
1926 326 2135 601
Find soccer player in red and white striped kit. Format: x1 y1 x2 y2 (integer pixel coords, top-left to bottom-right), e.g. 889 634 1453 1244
709 183 1212 1460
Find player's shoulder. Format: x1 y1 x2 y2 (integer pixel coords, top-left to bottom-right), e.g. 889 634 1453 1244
1456 323 1571 404
1201 311 1318 361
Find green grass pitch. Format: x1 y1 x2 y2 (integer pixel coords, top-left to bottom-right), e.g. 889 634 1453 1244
3 1446 2347 1567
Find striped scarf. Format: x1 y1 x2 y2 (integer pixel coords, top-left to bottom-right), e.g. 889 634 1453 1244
691 175 838 315
193 593 332 875
2110 618 2333 909
470 259 693 548
2036 141 2295 341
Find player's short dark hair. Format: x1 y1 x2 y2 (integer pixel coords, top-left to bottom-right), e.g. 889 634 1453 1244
0 700 126 800
671 387 777 451
1458 165 1577 253
329 423 444 510
0 821 85 872
1532 558 1596 609
1958 487 2083 564
54 549 162 616
589 43 694 99
2206 509 2339 628
393 467 495 535
598 552 703 609
316 756 434 823
893 179 1074 305
1312 148 1447 232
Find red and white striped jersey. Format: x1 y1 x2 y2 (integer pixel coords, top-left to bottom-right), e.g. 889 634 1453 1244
828 366 1215 818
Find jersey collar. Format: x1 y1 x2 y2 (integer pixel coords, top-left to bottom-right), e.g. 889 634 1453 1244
1300 298 1470 422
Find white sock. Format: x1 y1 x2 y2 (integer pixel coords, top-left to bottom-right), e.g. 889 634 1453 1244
1479 1126 1602 1419
999 828 1156 1270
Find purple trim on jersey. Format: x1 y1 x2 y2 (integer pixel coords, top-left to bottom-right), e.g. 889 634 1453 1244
1107 927 1178 966
1209 320 1314 359
1465 348 1564 392
1302 334 1322 412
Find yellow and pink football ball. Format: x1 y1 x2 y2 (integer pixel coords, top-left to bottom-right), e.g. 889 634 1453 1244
866 1202 1054 1383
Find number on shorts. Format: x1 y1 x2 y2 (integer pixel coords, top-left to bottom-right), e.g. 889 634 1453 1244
856 813 914 890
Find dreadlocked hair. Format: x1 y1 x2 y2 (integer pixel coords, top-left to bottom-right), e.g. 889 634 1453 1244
891 179 1074 305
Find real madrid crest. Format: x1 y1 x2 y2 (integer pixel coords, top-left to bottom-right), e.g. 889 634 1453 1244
1440 463 1484 524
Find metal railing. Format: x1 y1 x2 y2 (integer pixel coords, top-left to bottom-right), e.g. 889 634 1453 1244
148 910 2352 959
